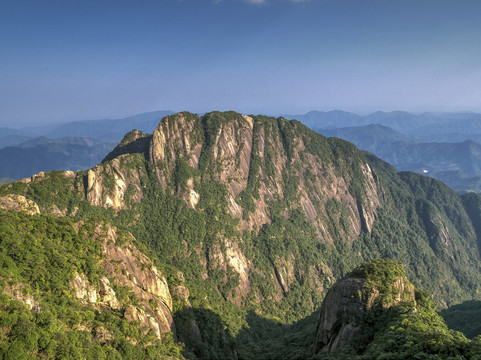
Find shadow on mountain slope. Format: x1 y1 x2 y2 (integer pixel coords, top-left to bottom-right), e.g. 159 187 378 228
174 307 318 360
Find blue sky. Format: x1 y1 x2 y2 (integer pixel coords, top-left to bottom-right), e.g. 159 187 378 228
2 0 481 126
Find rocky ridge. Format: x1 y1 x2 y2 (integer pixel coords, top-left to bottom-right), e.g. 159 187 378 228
86 112 383 303
148 112 381 239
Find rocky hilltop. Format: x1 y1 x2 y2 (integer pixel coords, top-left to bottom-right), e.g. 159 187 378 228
310 259 479 359
31 111 387 307
313 259 415 353
2 111 481 358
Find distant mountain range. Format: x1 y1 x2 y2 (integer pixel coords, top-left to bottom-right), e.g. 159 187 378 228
284 111 481 193
0 134 32 149
310 124 481 193
286 110 481 143
42 110 174 141
0 111 173 179
0 110 174 148
0 137 115 179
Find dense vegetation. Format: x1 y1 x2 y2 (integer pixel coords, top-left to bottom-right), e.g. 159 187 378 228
2 111 481 358
441 301 481 340
0 210 183 359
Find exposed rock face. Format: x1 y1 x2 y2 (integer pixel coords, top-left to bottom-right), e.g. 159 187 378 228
207 238 252 303
71 223 175 339
149 112 204 188
0 194 40 215
3 283 40 313
225 240 250 298
182 178 200 209
100 227 172 309
358 163 381 234
313 271 415 354
19 171 46 184
85 155 144 210
148 112 381 243
124 305 173 339
314 277 368 353
99 276 121 310
72 273 98 304
273 254 296 295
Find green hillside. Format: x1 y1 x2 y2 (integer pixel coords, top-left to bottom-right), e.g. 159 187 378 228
0 210 183 359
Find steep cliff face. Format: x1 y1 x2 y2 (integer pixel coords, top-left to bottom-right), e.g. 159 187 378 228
79 111 381 244
71 223 175 338
150 112 204 189
314 277 367 353
138 112 383 303
148 112 380 241
83 130 152 211
313 259 416 354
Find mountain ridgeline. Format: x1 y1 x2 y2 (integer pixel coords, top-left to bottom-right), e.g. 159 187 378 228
2 111 481 358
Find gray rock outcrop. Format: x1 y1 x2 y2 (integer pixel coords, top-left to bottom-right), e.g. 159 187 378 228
313 271 415 354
